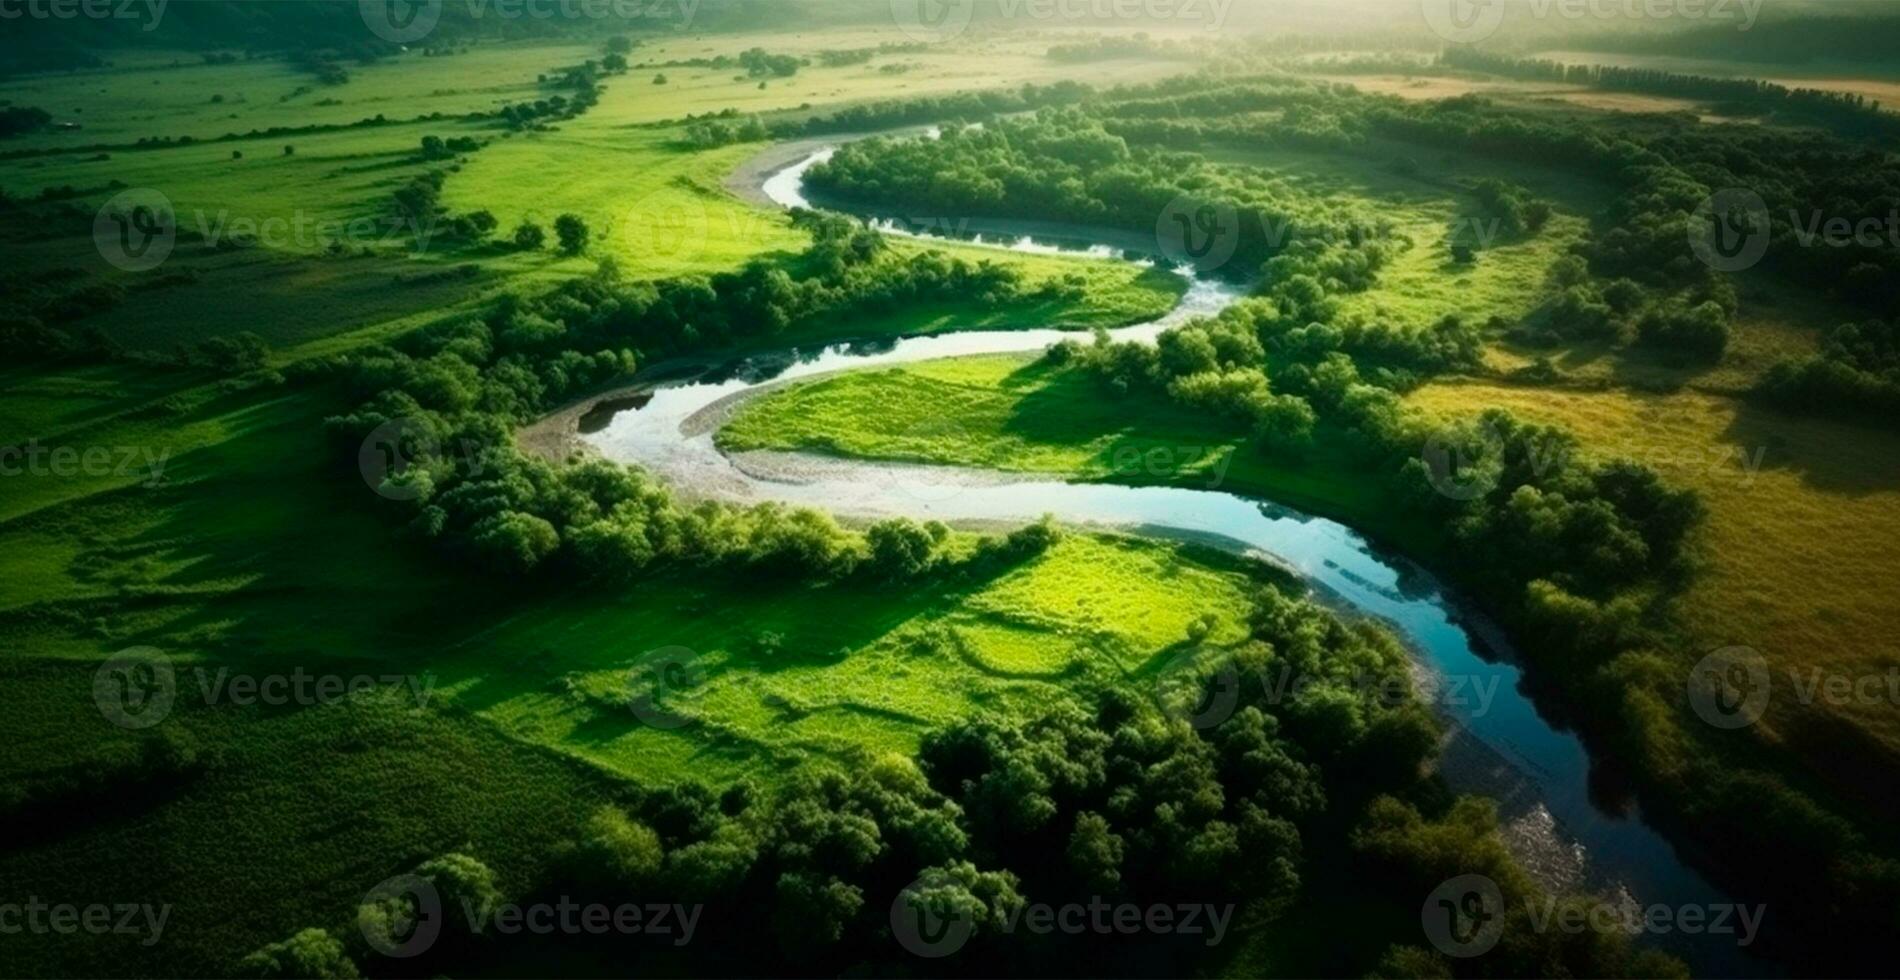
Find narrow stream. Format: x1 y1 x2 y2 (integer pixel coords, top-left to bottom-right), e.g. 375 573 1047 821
581 143 1769 977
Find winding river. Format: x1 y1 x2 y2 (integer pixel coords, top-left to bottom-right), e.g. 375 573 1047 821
578 140 1769 976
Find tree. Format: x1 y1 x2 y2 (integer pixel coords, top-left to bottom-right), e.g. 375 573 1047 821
452 210 498 242
513 221 547 250
356 853 500 964
653 73 668 85
282 144 294 156
1066 811 1124 890
567 806 664 886
193 332 270 373
866 518 937 578
554 213 589 255
605 35 633 55
471 511 561 572
0 105 52 138
238 928 358 979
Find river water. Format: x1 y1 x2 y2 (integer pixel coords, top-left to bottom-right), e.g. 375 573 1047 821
581 142 1769 976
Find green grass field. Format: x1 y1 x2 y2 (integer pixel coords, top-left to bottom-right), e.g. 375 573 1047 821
0 32 1244 974
0 350 1267 973
716 351 1411 553
11 16 1900 976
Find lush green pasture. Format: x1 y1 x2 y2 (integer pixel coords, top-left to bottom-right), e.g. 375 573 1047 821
1 32 1186 363
717 352 1404 548
1203 137 1602 331
0 657 619 979
0 42 596 150
598 28 1192 125
462 530 1259 784
0 351 1263 973
0 116 479 234
721 353 1243 479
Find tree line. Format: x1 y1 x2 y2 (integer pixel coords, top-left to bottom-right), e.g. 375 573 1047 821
239 585 1678 978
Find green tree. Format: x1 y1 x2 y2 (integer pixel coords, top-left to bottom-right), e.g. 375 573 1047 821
554 213 590 255
512 221 546 250
238 928 358 979
1066 811 1124 891
568 806 664 886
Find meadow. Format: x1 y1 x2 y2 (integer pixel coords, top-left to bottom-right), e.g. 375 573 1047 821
0 23 1270 977
8 5 1900 977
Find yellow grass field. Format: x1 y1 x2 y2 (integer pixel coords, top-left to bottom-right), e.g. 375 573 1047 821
1407 377 1900 759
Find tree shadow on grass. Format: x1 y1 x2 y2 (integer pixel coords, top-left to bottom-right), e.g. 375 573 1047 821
1718 396 1900 495
66 382 1051 761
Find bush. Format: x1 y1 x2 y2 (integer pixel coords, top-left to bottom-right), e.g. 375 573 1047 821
554 213 589 255
512 221 547 250
238 928 358 979
1636 300 1730 361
